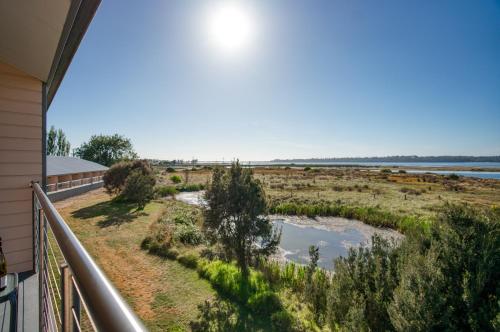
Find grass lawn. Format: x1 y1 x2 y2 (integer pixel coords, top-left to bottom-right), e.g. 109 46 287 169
55 189 215 332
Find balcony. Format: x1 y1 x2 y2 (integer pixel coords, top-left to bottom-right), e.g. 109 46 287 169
3 182 146 331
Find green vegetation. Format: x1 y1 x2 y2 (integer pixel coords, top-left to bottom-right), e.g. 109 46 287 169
270 201 430 233
204 162 281 276
170 175 182 184
46 126 70 156
121 169 155 209
55 192 215 331
103 160 156 209
74 134 137 166
61 163 500 331
177 183 205 192
155 185 178 197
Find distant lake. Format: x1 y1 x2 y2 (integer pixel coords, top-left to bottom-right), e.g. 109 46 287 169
405 169 500 180
248 161 500 168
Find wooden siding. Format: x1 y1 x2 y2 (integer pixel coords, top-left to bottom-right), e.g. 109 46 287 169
0 61 42 273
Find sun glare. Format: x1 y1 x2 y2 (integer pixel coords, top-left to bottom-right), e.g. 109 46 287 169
206 2 257 57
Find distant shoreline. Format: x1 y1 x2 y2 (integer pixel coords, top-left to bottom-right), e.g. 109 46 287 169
270 156 500 163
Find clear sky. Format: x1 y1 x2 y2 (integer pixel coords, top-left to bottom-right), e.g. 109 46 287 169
48 0 500 161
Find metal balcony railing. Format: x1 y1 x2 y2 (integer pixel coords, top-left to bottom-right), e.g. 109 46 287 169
32 182 146 332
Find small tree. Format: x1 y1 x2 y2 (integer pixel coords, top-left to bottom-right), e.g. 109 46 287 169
121 169 155 209
47 126 70 156
47 126 57 155
204 161 281 276
103 160 153 194
73 134 137 166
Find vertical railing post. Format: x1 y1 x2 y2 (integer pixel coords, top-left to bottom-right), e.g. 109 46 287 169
38 209 45 331
61 263 72 332
72 281 81 332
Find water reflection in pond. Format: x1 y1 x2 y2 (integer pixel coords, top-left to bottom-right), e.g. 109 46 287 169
176 192 403 270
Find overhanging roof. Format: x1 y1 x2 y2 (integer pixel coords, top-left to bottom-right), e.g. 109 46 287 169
0 0 100 106
47 156 108 176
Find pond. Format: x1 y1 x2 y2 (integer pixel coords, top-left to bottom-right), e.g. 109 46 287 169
175 192 403 270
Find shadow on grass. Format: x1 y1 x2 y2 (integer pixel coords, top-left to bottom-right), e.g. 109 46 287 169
71 199 147 228
190 295 273 332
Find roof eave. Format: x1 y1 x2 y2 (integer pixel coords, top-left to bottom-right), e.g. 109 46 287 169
47 0 101 107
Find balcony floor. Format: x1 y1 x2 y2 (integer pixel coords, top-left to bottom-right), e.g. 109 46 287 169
0 271 38 332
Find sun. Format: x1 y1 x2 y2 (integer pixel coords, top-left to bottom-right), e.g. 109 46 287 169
206 2 257 57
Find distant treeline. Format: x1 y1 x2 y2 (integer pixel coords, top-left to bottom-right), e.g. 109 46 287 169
271 156 500 163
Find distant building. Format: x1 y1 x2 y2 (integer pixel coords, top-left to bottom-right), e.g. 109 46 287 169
47 156 108 192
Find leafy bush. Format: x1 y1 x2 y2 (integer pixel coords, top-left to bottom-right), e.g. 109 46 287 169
177 183 205 192
190 299 239 332
447 173 460 180
170 175 182 184
398 169 406 174
271 310 298 332
163 247 179 260
174 223 204 245
247 291 282 314
166 167 176 173
104 159 154 194
178 254 199 269
155 185 178 197
141 236 152 250
121 169 155 209
328 234 399 331
381 168 392 174
303 167 311 171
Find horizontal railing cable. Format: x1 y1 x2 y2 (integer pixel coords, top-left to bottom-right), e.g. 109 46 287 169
32 181 146 332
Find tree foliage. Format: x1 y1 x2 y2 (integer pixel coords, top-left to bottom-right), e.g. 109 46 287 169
204 161 281 276
73 134 137 166
103 159 153 194
103 160 155 209
325 204 500 331
121 169 155 210
46 126 70 156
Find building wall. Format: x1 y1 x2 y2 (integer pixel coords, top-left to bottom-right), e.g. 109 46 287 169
0 61 42 272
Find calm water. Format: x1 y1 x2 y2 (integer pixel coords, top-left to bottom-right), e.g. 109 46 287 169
242 161 500 168
405 169 500 180
273 219 367 269
175 192 402 270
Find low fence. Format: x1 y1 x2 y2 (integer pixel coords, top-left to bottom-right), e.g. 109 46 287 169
47 176 104 193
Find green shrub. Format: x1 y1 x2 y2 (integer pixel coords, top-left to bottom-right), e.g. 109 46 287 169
104 159 154 194
174 223 204 245
398 169 407 174
152 243 179 260
166 167 175 173
177 183 205 192
141 236 152 250
247 291 282 314
190 299 238 332
304 167 311 171
447 173 460 180
271 310 297 332
178 254 199 269
170 175 182 184
381 168 392 174
155 185 178 197
121 169 155 209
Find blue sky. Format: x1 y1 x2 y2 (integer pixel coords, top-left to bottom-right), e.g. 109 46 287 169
49 0 500 161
